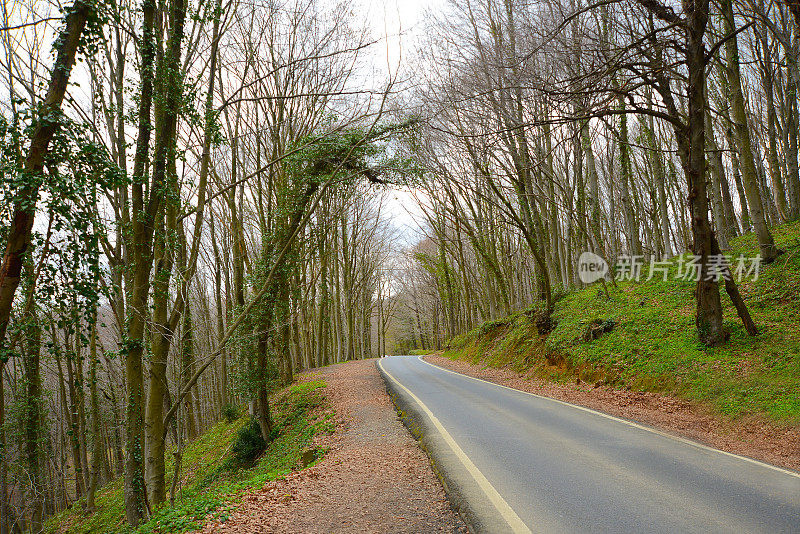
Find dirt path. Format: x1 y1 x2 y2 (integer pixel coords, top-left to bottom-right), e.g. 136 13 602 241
425 354 800 472
199 359 466 534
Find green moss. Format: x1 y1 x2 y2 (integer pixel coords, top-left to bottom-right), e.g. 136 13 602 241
45 380 334 534
444 221 800 426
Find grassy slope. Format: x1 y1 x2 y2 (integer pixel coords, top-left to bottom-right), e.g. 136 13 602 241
46 379 335 534
444 221 800 425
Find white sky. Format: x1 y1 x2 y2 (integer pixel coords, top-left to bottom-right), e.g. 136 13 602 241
359 0 434 66
359 0 444 245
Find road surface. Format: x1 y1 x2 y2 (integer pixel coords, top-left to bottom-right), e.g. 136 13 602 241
378 355 800 534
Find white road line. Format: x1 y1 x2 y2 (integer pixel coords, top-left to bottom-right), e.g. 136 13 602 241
418 355 800 480
378 358 533 534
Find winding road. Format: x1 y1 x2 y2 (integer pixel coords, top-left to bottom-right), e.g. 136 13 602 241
378 355 800 534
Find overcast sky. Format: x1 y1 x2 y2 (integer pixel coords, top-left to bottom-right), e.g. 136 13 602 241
359 0 444 245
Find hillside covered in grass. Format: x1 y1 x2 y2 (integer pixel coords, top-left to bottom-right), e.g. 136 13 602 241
45 380 334 534
442 222 800 425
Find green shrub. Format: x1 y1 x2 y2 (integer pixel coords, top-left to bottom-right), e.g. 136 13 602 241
221 404 240 423
231 417 266 465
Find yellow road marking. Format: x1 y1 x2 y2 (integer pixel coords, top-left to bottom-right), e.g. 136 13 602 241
378 358 533 534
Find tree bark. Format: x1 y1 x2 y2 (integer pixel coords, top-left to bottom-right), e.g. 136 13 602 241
143 0 187 508
706 109 731 249
22 307 42 530
618 98 642 255
758 27 789 222
786 34 800 219
685 0 726 344
86 317 102 513
0 1 92 345
124 0 158 524
720 0 779 261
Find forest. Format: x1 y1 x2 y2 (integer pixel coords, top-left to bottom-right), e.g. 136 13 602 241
1 0 799 531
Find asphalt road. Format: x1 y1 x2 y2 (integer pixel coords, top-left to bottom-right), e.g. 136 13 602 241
378 355 800 534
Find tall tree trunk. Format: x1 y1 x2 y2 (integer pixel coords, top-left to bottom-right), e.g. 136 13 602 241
647 0 744 344
685 0 726 344
706 109 730 249
544 122 564 286
786 38 800 219
618 97 642 255
123 0 158 523
181 293 198 442
74 321 91 495
721 0 779 261
0 357 5 534
139 0 187 512
64 327 85 500
641 109 674 256
22 308 42 531
316 223 329 367
211 217 227 408
86 317 102 513
145 215 172 508
727 125 750 227
582 119 602 236
759 28 789 221
0 1 92 345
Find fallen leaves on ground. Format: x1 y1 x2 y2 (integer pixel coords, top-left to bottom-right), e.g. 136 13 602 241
197 359 467 534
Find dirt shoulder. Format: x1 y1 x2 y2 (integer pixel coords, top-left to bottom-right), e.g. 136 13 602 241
425 354 800 473
199 359 466 534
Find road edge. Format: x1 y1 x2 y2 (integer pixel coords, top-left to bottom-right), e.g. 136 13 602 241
420 355 800 479
376 358 519 534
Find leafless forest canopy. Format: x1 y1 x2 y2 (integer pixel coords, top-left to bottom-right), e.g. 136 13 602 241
0 0 798 529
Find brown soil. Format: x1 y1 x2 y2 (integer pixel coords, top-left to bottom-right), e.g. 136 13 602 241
425 354 800 473
198 359 467 534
